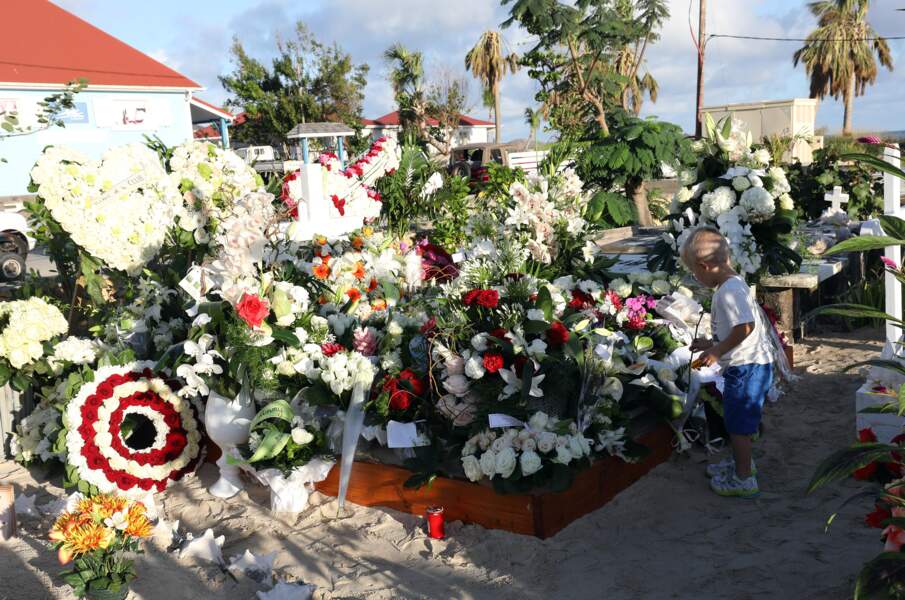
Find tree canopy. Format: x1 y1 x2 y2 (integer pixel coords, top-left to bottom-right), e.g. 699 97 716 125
220 22 369 153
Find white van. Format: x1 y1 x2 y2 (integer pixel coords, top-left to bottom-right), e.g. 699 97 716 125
235 146 276 164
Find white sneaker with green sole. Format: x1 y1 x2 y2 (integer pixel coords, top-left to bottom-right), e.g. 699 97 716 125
705 458 757 479
710 473 760 498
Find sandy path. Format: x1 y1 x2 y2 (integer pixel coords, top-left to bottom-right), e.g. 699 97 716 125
0 329 886 600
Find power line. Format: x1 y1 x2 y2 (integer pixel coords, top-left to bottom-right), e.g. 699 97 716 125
709 33 905 42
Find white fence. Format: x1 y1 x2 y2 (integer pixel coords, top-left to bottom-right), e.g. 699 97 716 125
884 145 903 347
507 150 548 176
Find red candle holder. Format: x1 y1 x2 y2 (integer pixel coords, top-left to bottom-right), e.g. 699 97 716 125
426 505 445 539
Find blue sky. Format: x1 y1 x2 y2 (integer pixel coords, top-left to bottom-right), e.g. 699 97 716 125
55 0 905 140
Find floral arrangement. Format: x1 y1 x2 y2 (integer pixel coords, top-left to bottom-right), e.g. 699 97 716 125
650 115 801 281
65 363 202 494
281 136 400 221
28 143 182 274
460 411 592 492
5 137 710 504
0 296 67 371
50 494 153 598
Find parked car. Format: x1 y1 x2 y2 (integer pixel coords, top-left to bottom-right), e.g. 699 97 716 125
0 211 34 281
235 145 276 164
448 141 538 183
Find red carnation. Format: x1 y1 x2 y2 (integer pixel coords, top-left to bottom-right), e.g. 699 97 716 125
866 504 892 528
476 290 499 309
321 342 345 357
420 317 437 336
331 194 346 216
627 315 647 330
547 321 570 347
236 293 270 328
606 290 623 311
483 353 504 374
96 381 114 399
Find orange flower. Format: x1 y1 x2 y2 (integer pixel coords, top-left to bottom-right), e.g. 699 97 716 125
313 263 331 280
315 235 328 245
346 288 362 302
318 294 329 305
371 299 387 311
57 522 115 564
125 506 153 539
50 512 90 543
368 278 378 292
352 261 366 280
351 236 364 250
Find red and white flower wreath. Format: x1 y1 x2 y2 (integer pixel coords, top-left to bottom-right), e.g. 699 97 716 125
65 362 203 493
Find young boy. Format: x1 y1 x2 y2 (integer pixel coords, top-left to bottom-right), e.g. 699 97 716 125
682 227 775 498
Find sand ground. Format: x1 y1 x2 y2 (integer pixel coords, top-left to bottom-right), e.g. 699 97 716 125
0 329 886 600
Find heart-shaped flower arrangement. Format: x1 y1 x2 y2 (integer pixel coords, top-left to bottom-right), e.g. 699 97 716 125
30 144 182 274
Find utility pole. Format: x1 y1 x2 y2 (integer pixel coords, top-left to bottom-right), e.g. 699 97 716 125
694 0 707 138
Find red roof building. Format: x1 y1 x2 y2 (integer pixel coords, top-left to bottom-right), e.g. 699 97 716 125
0 0 201 90
360 111 496 147
362 111 494 128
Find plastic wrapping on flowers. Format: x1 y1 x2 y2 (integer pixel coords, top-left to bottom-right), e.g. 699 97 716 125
649 114 802 283
3 137 707 498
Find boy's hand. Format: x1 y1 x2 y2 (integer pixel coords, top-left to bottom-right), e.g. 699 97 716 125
692 347 721 368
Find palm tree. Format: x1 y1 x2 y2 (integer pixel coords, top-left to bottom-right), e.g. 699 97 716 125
384 43 425 133
614 0 668 115
465 31 519 144
615 48 660 115
794 0 893 135
524 107 542 152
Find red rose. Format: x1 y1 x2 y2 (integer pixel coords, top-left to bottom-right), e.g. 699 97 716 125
138 479 155 491
476 290 499 309
859 428 879 443
420 317 437 336
321 342 345 357
462 290 481 306
398 369 425 396
568 289 595 310
483 353 504 374
236 293 270 328
853 462 878 481
96 381 114 399
547 321 570 347
866 504 891 528
490 327 508 340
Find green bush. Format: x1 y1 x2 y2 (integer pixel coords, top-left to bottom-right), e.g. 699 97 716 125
787 146 883 221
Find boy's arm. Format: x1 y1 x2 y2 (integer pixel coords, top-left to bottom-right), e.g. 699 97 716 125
694 323 753 367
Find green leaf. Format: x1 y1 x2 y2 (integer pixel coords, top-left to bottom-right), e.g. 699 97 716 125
807 443 900 493
0 361 9 387
605 193 633 226
633 336 654 354
805 303 904 328
840 152 905 182
249 399 295 431
825 235 905 256
270 326 300 347
10 373 30 392
523 319 548 334
247 429 291 463
536 286 554 322
843 359 905 380
880 215 905 241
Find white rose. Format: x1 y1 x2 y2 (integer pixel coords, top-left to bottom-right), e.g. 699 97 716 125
553 445 573 465
464 354 486 379
676 286 694 298
569 436 584 459
651 280 671 296
480 450 497 477
537 432 556 454
528 412 549 431
462 455 482 482
521 438 537 452
753 148 771 166
609 278 632 298
291 428 314 446
445 355 465 376
491 436 509 453
471 333 489 351
779 193 794 211
527 309 546 322
731 176 751 192
629 271 654 285
495 447 518 478
519 450 543 476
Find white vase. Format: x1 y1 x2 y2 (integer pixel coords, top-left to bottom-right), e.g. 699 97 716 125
205 390 254 499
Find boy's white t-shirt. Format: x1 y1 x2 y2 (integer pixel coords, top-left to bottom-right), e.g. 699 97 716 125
711 276 773 367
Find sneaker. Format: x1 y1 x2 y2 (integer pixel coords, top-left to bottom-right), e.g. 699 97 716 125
705 458 757 479
710 473 760 498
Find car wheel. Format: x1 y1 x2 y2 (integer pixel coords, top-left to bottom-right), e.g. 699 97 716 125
450 162 471 179
1 232 28 257
0 252 24 281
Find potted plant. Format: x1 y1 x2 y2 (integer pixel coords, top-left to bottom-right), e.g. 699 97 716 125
49 494 153 599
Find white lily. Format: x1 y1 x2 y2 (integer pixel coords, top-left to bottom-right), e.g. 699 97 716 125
498 367 546 399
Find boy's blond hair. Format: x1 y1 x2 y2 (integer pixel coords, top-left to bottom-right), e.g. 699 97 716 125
681 227 731 267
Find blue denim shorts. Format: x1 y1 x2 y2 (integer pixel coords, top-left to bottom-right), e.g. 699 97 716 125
722 363 773 435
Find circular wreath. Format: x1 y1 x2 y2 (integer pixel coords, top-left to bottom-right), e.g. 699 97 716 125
65 362 203 493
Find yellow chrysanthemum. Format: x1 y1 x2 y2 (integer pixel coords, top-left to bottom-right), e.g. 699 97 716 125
57 522 115 564
124 504 152 538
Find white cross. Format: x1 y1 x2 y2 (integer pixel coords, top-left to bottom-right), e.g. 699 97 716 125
824 186 849 212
